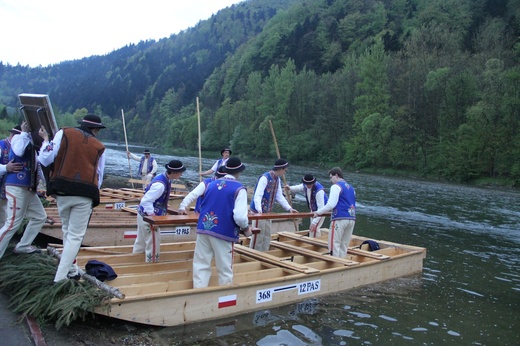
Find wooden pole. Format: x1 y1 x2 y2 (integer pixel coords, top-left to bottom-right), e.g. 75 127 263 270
269 119 291 197
197 97 202 182
269 119 282 160
268 119 298 230
121 109 134 188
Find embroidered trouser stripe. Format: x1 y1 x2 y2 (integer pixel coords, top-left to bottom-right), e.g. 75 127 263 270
0 186 46 259
249 219 271 251
134 213 160 262
54 195 92 282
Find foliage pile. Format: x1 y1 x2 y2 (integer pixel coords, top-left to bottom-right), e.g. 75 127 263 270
0 249 111 329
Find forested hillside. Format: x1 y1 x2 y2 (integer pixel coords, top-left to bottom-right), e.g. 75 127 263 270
1 0 519 184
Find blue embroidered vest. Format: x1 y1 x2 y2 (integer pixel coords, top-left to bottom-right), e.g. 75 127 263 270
215 158 227 170
145 173 171 216
194 177 213 213
332 180 356 221
138 156 155 175
304 182 328 212
249 171 278 213
197 178 245 242
5 140 39 191
0 138 11 199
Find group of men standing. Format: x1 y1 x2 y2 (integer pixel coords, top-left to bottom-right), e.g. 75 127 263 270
169 151 357 289
1 120 357 289
0 115 106 283
249 158 356 258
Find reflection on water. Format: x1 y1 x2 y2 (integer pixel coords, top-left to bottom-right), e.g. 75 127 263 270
103 143 520 345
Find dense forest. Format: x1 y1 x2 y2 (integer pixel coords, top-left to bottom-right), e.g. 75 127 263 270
1 0 519 185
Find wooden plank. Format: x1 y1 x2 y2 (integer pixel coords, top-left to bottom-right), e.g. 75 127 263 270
234 244 319 274
128 179 189 191
269 241 359 266
277 232 390 260
121 206 138 214
347 248 390 260
144 212 320 226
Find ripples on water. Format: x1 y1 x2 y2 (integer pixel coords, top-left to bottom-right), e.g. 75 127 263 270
104 143 520 345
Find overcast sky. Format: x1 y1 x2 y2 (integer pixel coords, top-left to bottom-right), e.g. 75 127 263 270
0 0 243 67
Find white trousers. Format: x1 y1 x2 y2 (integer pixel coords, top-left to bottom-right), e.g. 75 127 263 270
249 219 272 251
133 213 161 262
192 234 234 288
141 173 153 190
54 195 92 282
328 219 355 258
0 186 46 258
309 216 326 238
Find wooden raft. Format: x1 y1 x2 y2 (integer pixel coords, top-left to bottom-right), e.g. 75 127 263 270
61 232 427 327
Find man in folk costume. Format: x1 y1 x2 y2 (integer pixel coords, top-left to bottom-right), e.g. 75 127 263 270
127 149 158 189
178 166 226 215
38 114 107 282
0 125 23 226
249 158 297 251
0 121 47 258
285 174 328 238
192 157 251 288
133 160 186 262
314 167 356 258
200 147 231 177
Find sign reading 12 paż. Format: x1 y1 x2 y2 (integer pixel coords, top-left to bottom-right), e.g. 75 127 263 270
256 279 321 304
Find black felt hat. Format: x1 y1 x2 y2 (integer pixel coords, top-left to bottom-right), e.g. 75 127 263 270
78 114 106 129
302 174 316 184
165 160 186 172
221 148 232 155
273 158 289 170
143 149 151 154
225 157 246 174
215 165 227 178
8 125 22 134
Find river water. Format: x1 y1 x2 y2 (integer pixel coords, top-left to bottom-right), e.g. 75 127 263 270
104 144 520 345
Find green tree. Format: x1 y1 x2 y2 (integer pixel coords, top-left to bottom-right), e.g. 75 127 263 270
0 106 7 120
349 39 390 167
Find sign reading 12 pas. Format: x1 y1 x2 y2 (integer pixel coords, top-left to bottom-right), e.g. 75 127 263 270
256 279 321 304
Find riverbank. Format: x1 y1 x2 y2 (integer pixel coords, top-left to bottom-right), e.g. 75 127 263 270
356 167 519 190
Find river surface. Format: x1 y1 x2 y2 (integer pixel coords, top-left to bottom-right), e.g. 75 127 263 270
104 143 520 345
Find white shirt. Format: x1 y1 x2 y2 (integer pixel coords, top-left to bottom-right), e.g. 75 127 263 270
226 175 249 229
129 152 158 176
38 129 106 188
139 174 168 215
316 184 341 215
253 174 292 213
179 175 249 229
210 157 229 172
11 132 32 157
178 180 207 211
288 183 326 225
